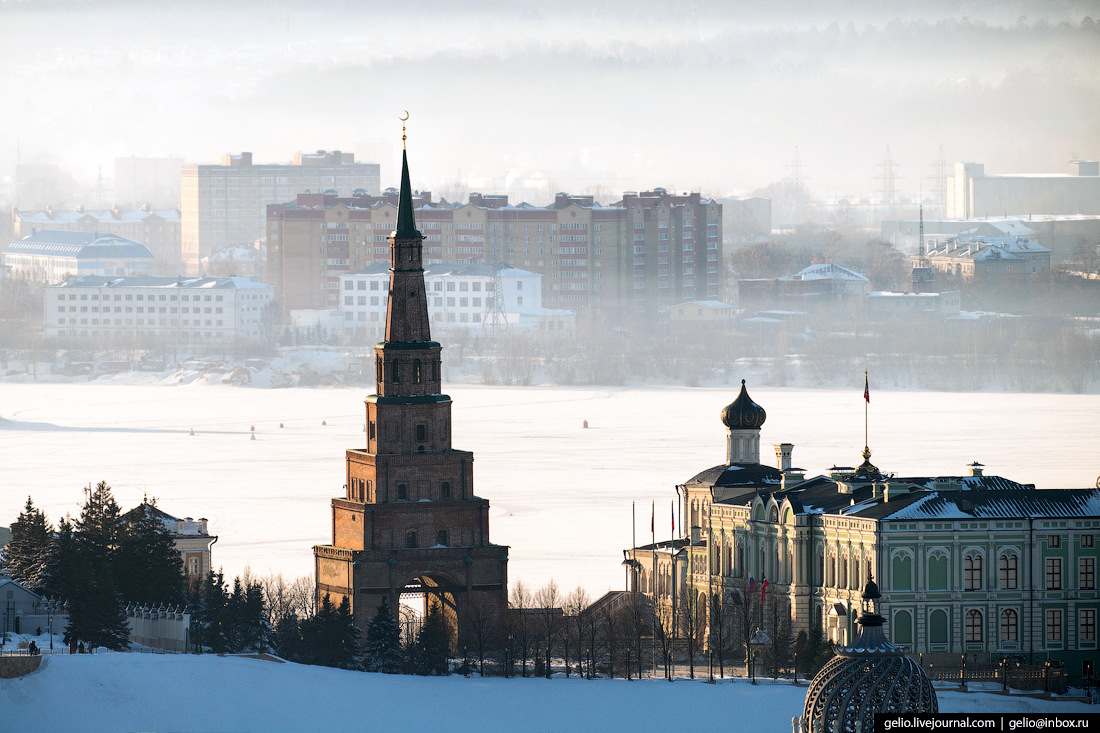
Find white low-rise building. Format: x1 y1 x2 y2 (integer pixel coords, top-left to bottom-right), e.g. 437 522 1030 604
44 275 274 341
4 230 154 283
866 290 962 319
338 263 574 333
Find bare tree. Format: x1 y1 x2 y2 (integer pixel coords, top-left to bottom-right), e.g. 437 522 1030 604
509 580 532 677
458 594 499 676
562 586 590 678
534 580 561 678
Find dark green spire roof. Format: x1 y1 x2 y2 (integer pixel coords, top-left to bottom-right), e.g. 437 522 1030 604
394 149 421 239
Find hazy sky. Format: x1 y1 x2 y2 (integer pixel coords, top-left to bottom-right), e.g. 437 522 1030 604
1 0 1098 202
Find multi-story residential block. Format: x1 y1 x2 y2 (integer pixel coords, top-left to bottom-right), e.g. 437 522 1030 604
181 150 380 274
44 275 274 342
13 205 182 267
626 382 1100 675
267 188 721 328
4 230 154 282
338 263 574 333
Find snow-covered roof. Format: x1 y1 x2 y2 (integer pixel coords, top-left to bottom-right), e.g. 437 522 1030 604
5 231 154 259
53 275 271 289
17 208 180 224
783 263 869 283
672 300 735 310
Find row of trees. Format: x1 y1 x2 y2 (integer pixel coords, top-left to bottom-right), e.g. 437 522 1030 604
1 484 187 649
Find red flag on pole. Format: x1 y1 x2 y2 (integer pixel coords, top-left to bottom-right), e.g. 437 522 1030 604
760 578 769 606
650 503 654 533
864 372 870 403
671 501 675 532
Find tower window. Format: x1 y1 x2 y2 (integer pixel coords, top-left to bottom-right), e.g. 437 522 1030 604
368 421 376 440
436 530 448 547
441 482 451 499
405 531 417 548
390 360 400 384
416 424 427 442
414 359 422 383
397 484 408 501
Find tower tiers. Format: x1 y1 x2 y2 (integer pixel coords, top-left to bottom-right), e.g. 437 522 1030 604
314 143 508 637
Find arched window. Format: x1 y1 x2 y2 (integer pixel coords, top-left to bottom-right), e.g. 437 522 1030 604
965 609 983 642
927 555 948 590
375 357 382 384
405 531 417 548
754 504 764 522
416 424 427 442
1001 609 1018 641
839 556 848 589
893 610 913 644
368 421 376 441
436 529 448 547
827 555 836 587
964 555 982 590
892 554 912 591
999 554 1018 589
390 360 400 384
440 481 451 499
929 609 949 644
397 484 408 501
414 359 422 383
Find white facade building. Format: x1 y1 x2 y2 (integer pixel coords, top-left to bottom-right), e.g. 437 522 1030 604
4 231 154 283
44 276 274 342
338 263 574 333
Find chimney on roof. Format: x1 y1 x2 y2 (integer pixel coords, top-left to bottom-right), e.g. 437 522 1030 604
774 442 794 471
968 462 984 477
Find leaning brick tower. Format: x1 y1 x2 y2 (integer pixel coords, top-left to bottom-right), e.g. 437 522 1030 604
313 136 509 638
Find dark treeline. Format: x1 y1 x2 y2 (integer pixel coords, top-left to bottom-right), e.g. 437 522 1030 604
1 484 185 649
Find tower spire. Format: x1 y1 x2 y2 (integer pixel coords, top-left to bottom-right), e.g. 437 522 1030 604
395 113 420 240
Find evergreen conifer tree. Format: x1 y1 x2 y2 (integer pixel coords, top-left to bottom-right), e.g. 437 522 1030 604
64 482 129 650
41 516 81 601
414 600 451 676
0 497 53 591
364 601 404 674
117 500 187 606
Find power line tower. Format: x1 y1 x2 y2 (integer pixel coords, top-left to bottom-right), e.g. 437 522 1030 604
928 146 948 217
784 147 807 191
484 237 509 331
875 147 900 205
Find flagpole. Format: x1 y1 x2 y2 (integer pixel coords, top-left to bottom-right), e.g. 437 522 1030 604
864 368 869 450
672 498 677 680
632 501 636 593
651 499 656 679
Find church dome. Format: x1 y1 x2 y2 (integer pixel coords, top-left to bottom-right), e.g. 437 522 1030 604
721 380 766 430
803 580 937 733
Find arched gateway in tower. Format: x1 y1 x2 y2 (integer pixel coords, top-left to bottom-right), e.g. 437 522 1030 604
313 143 509 641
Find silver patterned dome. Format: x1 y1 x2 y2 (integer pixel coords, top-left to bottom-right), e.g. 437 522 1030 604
802 579 937 733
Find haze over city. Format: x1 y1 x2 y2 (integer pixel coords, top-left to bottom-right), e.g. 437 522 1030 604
2 2 1100 731
1 0 1098 202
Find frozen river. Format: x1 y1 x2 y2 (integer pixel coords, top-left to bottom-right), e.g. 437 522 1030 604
2 380 1099 597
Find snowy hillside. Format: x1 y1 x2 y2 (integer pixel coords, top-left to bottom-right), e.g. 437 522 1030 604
0 654 1091 733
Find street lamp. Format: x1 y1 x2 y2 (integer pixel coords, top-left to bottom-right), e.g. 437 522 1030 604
749 627 772 685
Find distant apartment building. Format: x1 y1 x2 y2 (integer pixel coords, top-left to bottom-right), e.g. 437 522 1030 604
738 263 869 307
266 188 721 329
13 205 182 267
181 150 381 275
668 300 736 336
925 236 1051 279
114 156 186 207
882 216 1100 267
338 263 574 333
45 275 274 342
4 230 154 282
946 161 1100 219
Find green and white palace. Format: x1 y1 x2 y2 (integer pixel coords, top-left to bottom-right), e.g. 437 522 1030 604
626 381 1100 676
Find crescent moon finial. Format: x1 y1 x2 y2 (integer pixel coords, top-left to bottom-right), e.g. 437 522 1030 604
400 111 409 150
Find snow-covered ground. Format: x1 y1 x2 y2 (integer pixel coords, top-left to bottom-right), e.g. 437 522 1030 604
2 382 1098 595
0 653 1092 733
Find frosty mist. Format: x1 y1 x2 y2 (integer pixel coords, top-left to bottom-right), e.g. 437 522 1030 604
0 0 1098 199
